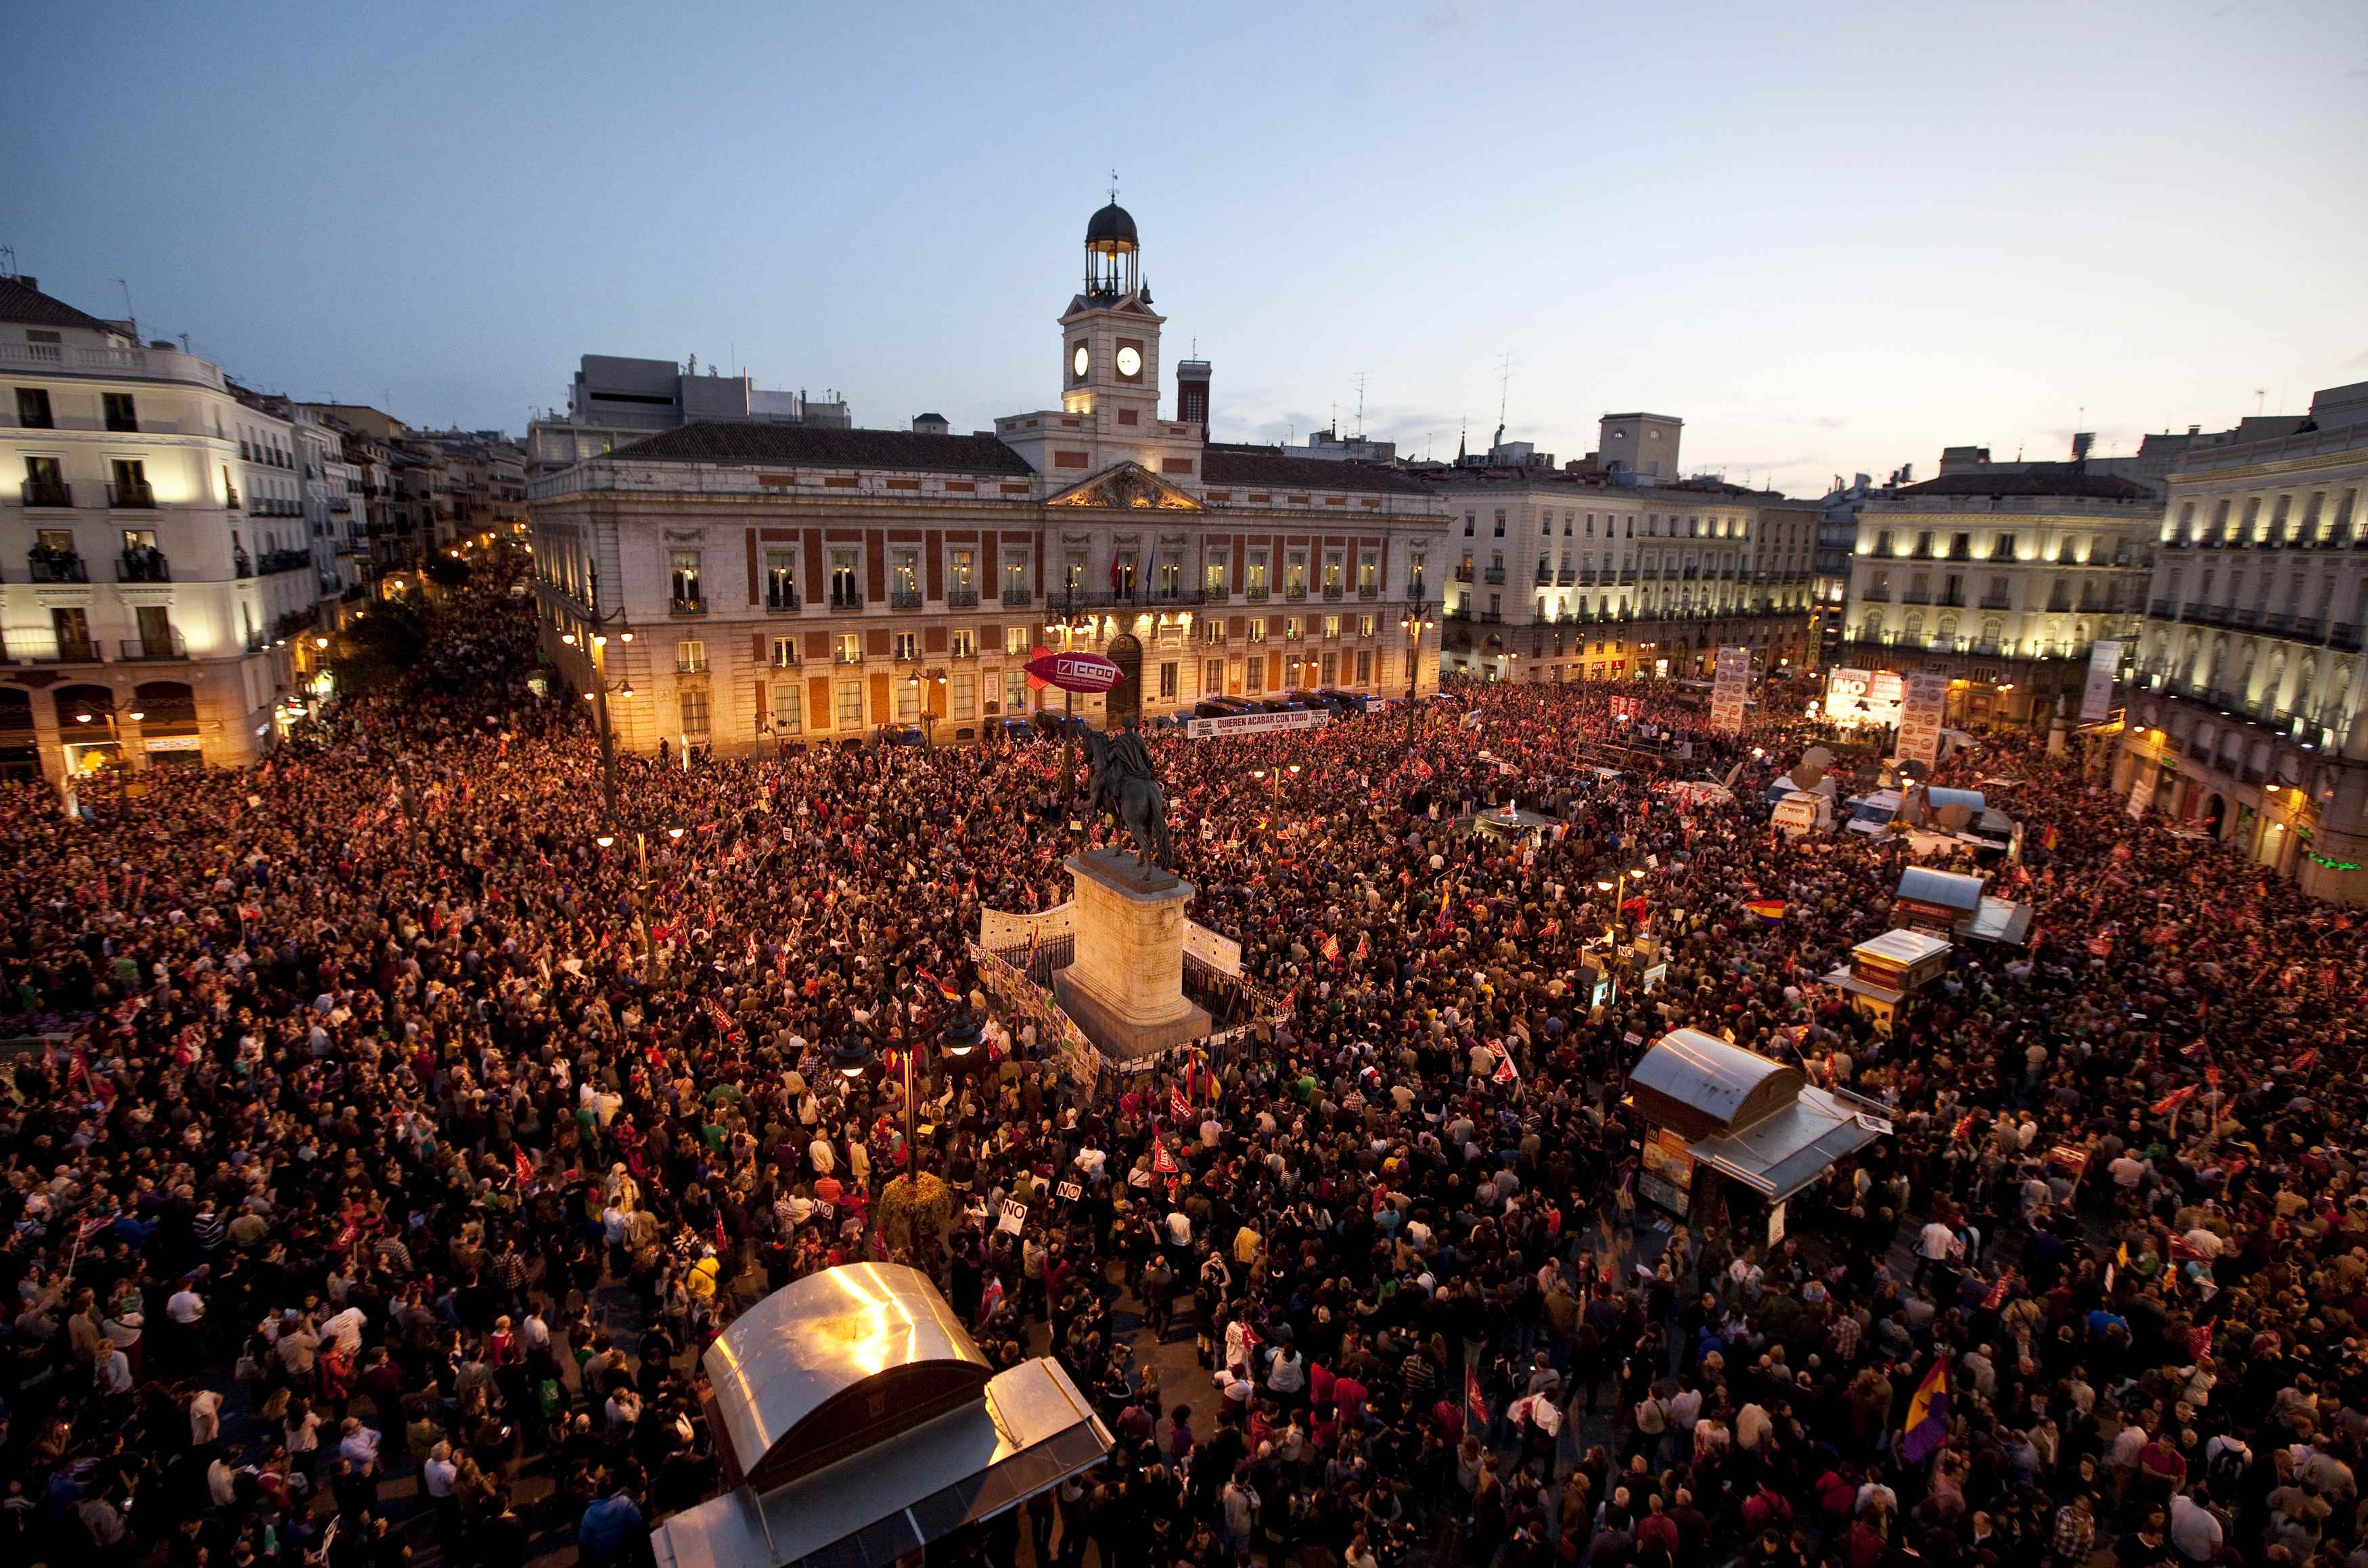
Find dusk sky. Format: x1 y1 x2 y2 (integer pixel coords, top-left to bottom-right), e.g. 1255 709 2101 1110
7 0 2364 496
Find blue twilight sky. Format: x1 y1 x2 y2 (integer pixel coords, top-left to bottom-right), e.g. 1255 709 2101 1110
5 0 2365 497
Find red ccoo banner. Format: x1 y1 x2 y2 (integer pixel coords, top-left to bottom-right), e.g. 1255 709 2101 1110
1024 651 1122 693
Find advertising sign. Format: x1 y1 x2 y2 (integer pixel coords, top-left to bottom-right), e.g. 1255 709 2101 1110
1898 671 1950 766
2081 641 2123 722
1823 667 1905 728
1182 708 1332 740
1710 646 1752 733
1024 644 1055 691
1023 651 1122 693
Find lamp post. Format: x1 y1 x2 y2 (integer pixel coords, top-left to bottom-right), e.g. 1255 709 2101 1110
832 1000 981 1195
1049 585 1097 799
907 668 948 746
1399 599 1434 754
1596 860 1645 946
72 704 145 771
564 565 639 827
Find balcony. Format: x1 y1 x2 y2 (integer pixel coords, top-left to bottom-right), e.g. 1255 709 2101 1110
234 554 254 578
834 647 863 665
947 588 979 608
1000 586 1032 607
2295 616 2325 641
35 639 103 664
2331 624 2362 652
118 629 187 662
670 595 708 616
889 589 924 610
28 551 88 583
2149 598 2175 618
1283 584 1308 600
258 549 310 575
2263 612 2294 635
765 587 800 613
107 480 157 509
1246 586 1271 601
1451 566 1474 584
2232 607 2261 629
1936 593 1965 608
1321 583 1344 600
20 478 72 508
1359 584 1380 599
1903 590 1932 605
769 651 800 671
1980 594 2013 610
1861 586 1890 602
117 551 170 582
1482 567 1506 584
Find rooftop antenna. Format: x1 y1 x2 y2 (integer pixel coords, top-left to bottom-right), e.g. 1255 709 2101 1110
1493 350 1513 450
0 246 15 279
1109 168 1119 204
1352 370 1369 439
115 277 137 339
2255 388 2268 415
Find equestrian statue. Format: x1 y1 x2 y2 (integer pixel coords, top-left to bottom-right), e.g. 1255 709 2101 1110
1078 716 1177 873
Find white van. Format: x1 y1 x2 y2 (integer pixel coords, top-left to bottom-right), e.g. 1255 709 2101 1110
1845 789 1903 837
1773 791 1833 836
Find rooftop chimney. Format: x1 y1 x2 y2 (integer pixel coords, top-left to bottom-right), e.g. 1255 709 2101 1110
1176 359 1212 431
2070 432 2095 462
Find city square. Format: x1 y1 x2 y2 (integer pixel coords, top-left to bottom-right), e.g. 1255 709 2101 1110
3 7 2367 1568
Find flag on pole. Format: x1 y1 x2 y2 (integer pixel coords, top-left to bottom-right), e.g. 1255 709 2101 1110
514 1147 537 1193
1170 1085 1192 1120
1152 1138 1179 1176
1464 1365 1490 1430
2291 1048 2321 1072
1900 1358 1950 1462
1493 1047 1519 1085
2151 1084 2197 1117
1742 898 1787 923
1321 932 1344 966
1352 930 1369 963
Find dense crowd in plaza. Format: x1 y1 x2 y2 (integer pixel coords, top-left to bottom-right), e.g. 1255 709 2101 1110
9 562 2368 1568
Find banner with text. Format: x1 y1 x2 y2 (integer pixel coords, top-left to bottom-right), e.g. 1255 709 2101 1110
978 902 1076 954
1183 708 1333 741
1898 671 1950 766
2080 641 2123 722
1710 646 1752 733
1183 921 1242 976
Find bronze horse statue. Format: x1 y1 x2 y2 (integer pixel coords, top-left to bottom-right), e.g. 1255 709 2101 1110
1077 724 1177 873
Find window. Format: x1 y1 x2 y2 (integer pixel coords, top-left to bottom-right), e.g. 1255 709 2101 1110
1204 551 1229 595
830 549 860 607
669 549 702 605
1004 625 1030 656
948 547 976 597
1463 510 1476 537
103 393 137 433
110 459 148 505
1493 510 1506 537
1246 550 1270 596
675 639 707 673
764 550 797 609
1284 549 1308 595
951 628 976 659
51 606 92 658
770 637 798 669
1204 658 1224 694
1158 553 1183 599
1002 550 1030 600
16 388 52 429
1245 658 1264 693
1247 617 1268 644
890 549 920 605
1874 530 1894 556
1409 553 1426 597
1200 618 1226 645
1357 614 1375 638
952 673 976 718
679 689 710 737
896 679 919 722
1355 650 1373 684
1002 669 1028 714
771 682 802 733
1319 614 1339 640
836 681 863 728
835 632 861 664
893 631 919 661
1065 551 1088 591
1319 652 1338 685
1158 662 1178 699
1283 617 1303 642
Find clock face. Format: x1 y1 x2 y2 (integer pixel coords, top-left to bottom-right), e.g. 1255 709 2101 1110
1072 345 1089 379
1115 346 1142 378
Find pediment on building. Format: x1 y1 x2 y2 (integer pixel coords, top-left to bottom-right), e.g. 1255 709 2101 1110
1046 461 1201 511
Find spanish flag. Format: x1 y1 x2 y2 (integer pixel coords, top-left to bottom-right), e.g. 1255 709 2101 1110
1743 898 1787 923
1900 1357 1950 1462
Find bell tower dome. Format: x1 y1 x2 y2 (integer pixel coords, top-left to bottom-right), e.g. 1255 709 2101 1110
1058 193 1163 424
1084 201 1140 298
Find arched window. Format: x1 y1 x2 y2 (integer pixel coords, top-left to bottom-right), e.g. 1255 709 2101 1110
1860 612 1884 642
1902 611 1925 645
1936 614 1959 647
1980 617 2004 650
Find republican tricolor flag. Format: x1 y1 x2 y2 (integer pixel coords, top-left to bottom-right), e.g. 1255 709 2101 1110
1900 1357 1950 1462
1743 898 1787 923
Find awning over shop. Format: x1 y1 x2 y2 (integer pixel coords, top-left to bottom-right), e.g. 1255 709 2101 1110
1897 867 1983 918
1685 1086 1892 1202
1969 896 2035 946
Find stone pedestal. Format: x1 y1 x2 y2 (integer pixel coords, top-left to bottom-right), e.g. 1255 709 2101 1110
1053 849 1212 1062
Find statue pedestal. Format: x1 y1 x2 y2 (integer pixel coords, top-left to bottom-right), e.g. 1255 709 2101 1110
1053 849 1212 1063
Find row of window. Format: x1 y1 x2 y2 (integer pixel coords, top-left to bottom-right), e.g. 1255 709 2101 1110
1462 507 1754 542
2164 566 2368 624
2172 487 2363 548
1865 528 2138 566
673 542 1428 606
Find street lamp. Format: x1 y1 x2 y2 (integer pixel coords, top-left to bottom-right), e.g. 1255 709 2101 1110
907 668 949 745
1399 599 1434 752
1597 860 1646 946
572 565 640 826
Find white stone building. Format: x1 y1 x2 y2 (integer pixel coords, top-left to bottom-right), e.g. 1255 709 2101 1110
528 203 1448 754
2118 381 2368 900
0 276 309 778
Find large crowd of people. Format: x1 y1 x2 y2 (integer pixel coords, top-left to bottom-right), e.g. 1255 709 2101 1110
5 559 2367 1568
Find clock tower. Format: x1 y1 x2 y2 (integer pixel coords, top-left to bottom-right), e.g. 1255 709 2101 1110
1059 200 1164 428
